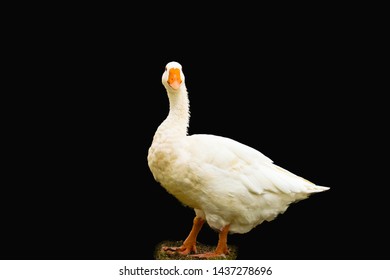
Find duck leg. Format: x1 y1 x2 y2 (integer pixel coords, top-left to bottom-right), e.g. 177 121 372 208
163 216 204 255
193 224 230 259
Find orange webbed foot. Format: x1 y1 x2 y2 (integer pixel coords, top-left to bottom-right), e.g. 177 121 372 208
191 251 228 259
162 241 197 255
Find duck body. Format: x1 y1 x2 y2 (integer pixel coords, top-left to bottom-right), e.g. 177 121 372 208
147 61 329 257
149 131 327 234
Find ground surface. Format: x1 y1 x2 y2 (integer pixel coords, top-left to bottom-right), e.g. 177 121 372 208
154 240 238 260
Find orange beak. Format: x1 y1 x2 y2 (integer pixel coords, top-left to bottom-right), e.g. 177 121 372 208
167 68 182 90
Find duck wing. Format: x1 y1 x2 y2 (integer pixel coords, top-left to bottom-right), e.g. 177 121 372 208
185 134 329 196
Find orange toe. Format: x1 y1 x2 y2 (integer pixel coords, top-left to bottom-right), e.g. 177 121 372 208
192 252 227 259
162 241 197 255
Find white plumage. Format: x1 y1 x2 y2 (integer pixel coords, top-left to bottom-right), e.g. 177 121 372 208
148 61 329 258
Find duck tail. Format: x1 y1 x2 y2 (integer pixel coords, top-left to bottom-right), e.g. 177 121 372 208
309 185 330 193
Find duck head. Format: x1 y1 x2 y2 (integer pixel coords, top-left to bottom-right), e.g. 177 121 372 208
162 61 185 91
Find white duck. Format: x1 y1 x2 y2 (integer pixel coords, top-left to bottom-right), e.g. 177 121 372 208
147 61 329 258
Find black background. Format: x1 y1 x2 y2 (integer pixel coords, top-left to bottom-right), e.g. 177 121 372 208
2 8 387 260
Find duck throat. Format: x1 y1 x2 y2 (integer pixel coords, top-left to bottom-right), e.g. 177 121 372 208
162 88 190 137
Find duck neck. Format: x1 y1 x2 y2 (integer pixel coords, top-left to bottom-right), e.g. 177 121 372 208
160 87 190 137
